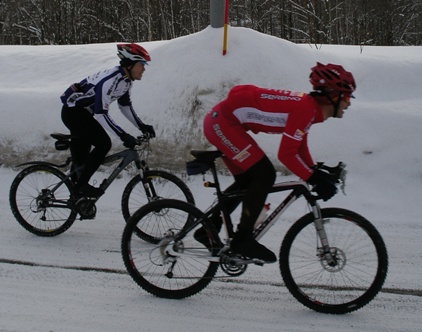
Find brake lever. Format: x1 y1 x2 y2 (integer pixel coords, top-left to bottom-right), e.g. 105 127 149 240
136 134 150 144
337 162 347 195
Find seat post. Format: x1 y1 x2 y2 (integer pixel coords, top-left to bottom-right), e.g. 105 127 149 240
209 163 224 196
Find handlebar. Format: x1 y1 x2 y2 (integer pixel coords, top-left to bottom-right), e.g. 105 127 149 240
135 133 153 145
51 132 152 150
313 162 347 195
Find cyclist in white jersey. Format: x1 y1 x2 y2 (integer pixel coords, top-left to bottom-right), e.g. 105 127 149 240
60 43 155 197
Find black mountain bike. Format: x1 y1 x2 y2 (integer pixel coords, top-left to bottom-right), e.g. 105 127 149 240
9 133 194 237
121 149 388 314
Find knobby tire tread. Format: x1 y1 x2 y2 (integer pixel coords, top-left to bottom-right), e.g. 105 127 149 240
121 199 219 299
9 164 77 237
121 169 195 221
279 207 388 314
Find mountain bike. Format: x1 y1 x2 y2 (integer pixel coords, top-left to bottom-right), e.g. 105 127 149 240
9 133 194 237
121 149 388 314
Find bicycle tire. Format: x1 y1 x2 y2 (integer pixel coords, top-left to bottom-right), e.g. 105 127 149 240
279 208 388 314
121 170 195 243
9 164 77 237
121 199 219 299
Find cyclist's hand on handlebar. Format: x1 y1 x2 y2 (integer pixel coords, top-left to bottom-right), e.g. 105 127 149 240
313 162 345 180
307 169 338 201
121 133 137 149
139 123 156 138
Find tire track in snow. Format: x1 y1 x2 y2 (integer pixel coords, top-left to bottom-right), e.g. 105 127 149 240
1 257 421 297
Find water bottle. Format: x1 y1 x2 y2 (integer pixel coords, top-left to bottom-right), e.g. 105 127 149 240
254 203 270 229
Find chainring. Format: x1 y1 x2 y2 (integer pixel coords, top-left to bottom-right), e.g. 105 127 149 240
220 252 248 276
75 198 97 219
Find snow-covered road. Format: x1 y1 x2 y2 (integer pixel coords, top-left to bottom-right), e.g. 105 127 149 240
1 168 421 332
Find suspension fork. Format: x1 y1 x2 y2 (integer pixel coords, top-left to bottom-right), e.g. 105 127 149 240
132 159 157 200
141 174 158 200
310 201 337 266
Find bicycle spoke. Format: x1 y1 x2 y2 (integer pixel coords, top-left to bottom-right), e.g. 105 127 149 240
280 208 388 314
121 170 194 243
9 165 77 236
122 199 219 299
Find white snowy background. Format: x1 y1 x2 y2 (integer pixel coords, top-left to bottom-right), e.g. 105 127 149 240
0 27 421 331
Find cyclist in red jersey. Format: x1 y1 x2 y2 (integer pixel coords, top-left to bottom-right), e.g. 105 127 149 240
195 62 356 263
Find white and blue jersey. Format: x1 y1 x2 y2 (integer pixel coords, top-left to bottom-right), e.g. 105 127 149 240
60 66 145 138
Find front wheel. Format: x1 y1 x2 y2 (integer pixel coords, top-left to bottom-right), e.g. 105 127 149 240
121 199 219 299
9 164 77 236
279 208 388 314
121 170 195 243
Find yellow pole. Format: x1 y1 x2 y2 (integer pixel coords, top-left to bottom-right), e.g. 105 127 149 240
222 0 229 55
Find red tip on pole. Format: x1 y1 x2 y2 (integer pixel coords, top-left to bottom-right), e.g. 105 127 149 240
224 0 229 23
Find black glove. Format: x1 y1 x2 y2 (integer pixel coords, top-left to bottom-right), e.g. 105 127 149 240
121 133 137 149
307 169 338 201
139 123 156 138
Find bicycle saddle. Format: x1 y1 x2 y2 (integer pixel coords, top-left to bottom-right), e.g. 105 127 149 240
51 133 72 140
190 150 223 163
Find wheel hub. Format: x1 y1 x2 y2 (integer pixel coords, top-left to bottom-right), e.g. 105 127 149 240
320 247 346 272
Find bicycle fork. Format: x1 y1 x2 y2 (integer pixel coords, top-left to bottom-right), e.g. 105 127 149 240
311 205 337 267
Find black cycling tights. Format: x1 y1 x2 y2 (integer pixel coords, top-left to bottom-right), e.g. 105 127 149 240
61 106 111 187
214 155 276 233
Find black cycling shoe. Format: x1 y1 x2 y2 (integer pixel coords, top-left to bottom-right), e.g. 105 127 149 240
194 227 210 247
75 183 104 198
194 217 223 249
193 227 224 252
231 230 277 263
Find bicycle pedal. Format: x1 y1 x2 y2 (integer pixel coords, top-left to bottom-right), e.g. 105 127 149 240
75 197 97 204
75 198 97 219
252 259 265 266
225 257 256 266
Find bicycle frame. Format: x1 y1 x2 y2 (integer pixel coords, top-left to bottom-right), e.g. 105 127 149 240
97 149 145 192
17 146 149 209
10 132 197 236
253 181 316 240
171 158 334 264
199 180 320 241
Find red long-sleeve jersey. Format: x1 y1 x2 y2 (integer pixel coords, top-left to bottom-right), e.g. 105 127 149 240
217 85 324 180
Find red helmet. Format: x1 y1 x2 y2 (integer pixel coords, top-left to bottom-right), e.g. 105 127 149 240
310 62 356 94
117 43 151 64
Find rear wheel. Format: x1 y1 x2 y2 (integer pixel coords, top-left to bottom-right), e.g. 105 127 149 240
9 165 77 236
121 199 220 299
121 170 195 243
279 208 388 314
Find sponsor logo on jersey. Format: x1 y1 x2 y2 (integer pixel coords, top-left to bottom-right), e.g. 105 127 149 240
212 124 240 154
260 93 302 101
233 108 289 128
233 144 252 162
293 129 305 140
246 111 287 125
107 77 120 96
